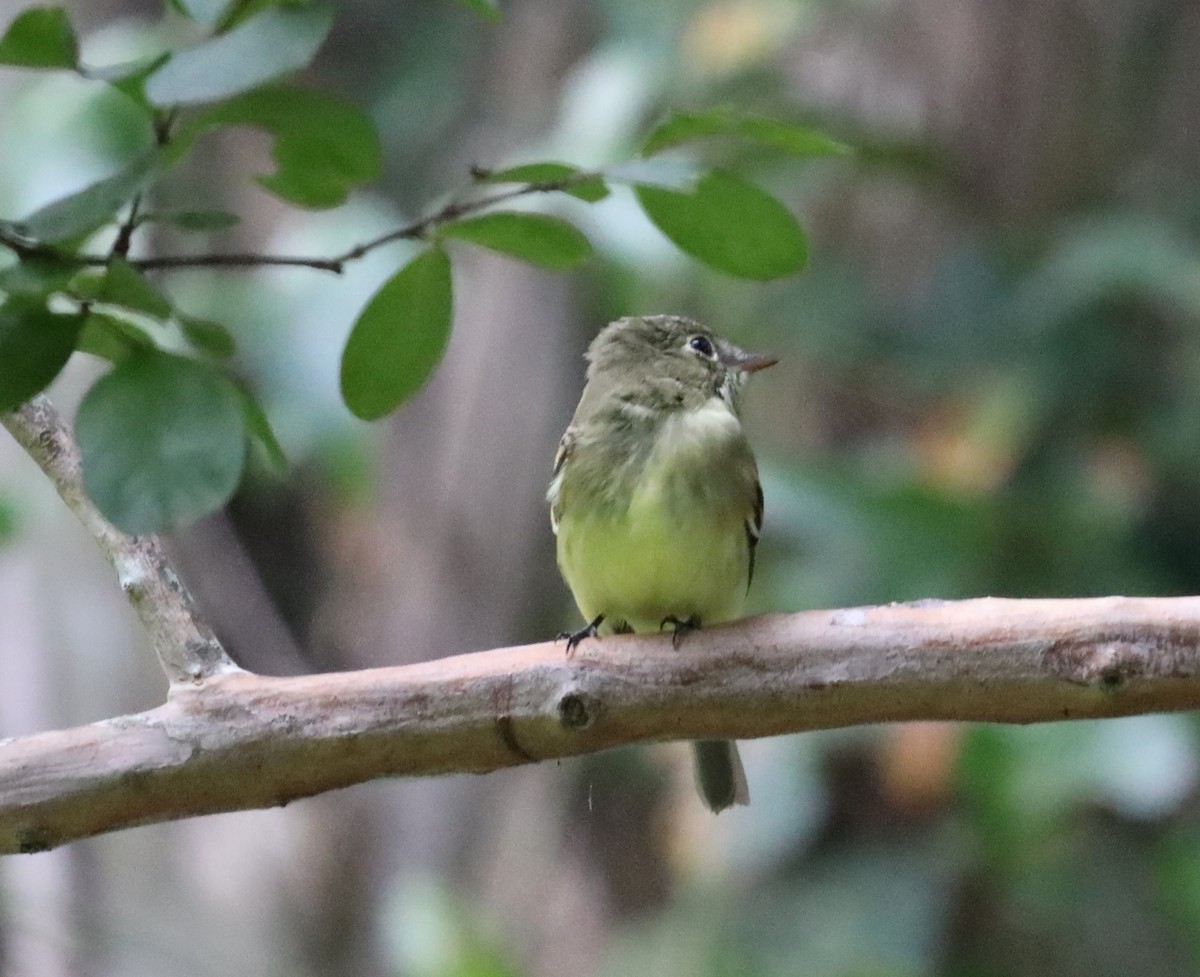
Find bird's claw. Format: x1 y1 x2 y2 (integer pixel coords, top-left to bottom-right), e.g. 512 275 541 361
559 614 605 656
660 615 700 649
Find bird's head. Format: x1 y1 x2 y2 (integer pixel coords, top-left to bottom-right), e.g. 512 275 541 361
585 315 777 410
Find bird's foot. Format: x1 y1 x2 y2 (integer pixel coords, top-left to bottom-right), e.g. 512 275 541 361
660 615 701 649
558 614 605 655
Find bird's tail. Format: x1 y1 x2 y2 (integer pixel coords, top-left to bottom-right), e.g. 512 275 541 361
692 739 750 813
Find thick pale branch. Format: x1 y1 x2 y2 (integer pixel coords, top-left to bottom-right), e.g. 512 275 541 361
1 396 238 685
4 595 1200 854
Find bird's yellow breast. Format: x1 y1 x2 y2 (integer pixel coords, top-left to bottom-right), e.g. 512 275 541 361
554 398 753 633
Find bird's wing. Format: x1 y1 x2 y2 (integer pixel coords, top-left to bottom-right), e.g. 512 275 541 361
547 428 576 534
745 477 764 589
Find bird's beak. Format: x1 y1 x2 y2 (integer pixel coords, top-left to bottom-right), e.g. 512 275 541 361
722 348 779 373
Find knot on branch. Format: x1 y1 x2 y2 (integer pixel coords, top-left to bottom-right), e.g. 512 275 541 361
1046 639 1146 692
117 555 150 600
557 689 600 730
36 428 58 457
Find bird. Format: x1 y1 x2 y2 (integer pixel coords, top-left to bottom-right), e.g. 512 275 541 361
547 314 776 812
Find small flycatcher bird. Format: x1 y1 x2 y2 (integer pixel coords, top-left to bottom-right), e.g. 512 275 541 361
548 314 776 813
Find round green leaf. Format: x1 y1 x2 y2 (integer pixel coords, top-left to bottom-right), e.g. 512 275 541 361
76 312 155 363
441 211 591 269
481 162 609 202
642 107 849 159
18 150 159 243
0 258 77 297
145 6 333 107
71 259 172 318
484 162 576 182
186 86 380 209
76 353 246 533
102 259 171 317
179 314 235 358
340 248 453 420
0 298 83 411
0 7 78 69
641 108 742 154
735 115 850 159
635 169 807 280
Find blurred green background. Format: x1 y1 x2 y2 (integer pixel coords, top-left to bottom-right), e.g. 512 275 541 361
4 0 1200 975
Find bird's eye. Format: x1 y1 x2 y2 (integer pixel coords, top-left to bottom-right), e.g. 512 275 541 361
688 335 717 360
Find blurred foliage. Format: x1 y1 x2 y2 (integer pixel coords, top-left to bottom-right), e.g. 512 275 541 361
0 0 837 533
4 0 1200 976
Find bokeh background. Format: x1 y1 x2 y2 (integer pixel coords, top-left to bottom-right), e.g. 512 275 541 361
4 0 1200 975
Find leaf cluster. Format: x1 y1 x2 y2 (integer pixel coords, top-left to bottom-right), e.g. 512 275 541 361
0 2 845 534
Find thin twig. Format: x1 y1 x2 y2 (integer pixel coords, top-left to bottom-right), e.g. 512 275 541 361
0 396 240 686
0 174 588 277
110 194 141 259
125 252 346 272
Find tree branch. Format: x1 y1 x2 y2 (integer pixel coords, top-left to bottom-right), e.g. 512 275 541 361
3 595 1200 853
0 396 239 685
0 174 585 276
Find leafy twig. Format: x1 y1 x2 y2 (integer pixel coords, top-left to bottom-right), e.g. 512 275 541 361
0 173 590 277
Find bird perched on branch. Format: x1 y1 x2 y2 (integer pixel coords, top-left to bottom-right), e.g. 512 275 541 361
548 314 776 812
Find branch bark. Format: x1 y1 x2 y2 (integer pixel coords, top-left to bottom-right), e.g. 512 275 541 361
1 396 238 685
3 595 1200 854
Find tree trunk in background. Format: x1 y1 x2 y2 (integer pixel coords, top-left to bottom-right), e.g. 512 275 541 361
256 1 599 974
795 0 1196 234
310 0 605 968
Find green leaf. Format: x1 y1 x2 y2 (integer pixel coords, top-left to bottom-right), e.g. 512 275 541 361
179 314 235 358
185 85 380 208
105 260 172 317
480 162 608 202
642 107 849 159
456 0 501 21
142 209 240 231
483 162 573 182
76 311 155 363
237 387 287 473
0 258 78 297
0 7 78 69
17 150 159 243
441 212 591 269
76 352 246 533
635 169 807 280
735 115 851 158
0 298 84 410
145 5 333 107
340 248 453 420
71 259 172 318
